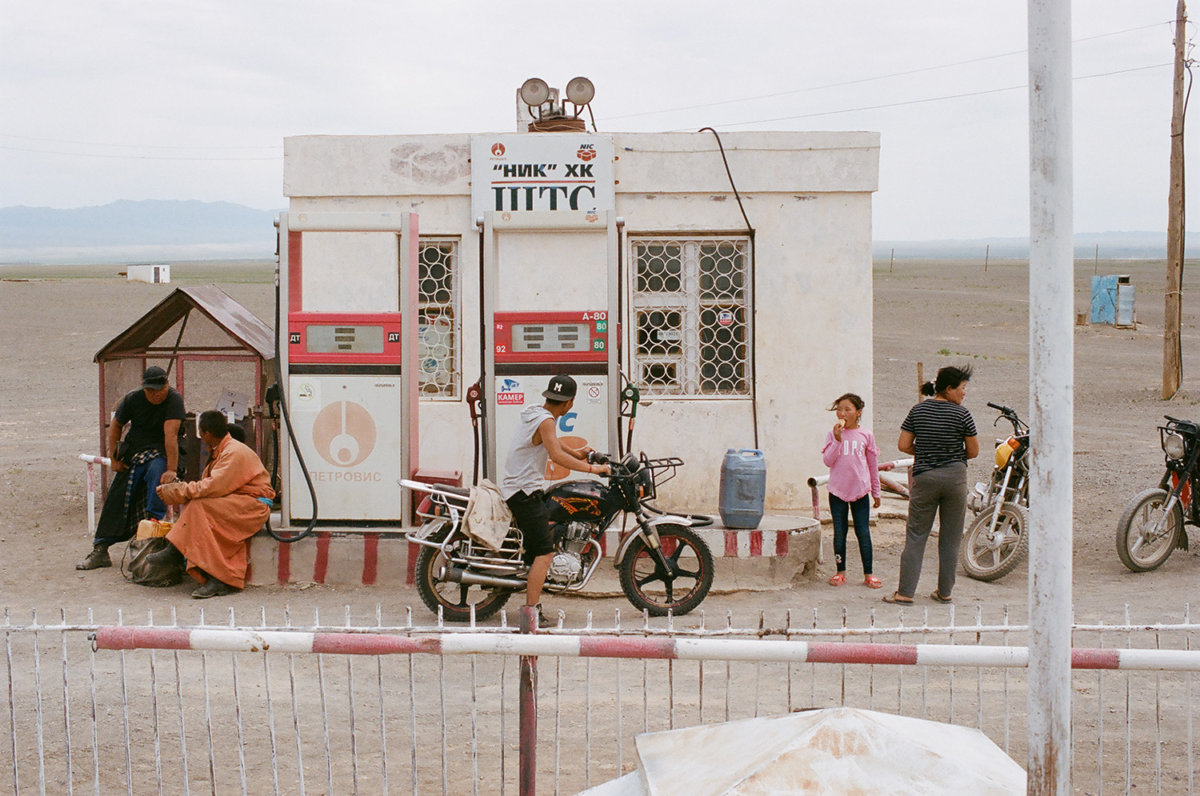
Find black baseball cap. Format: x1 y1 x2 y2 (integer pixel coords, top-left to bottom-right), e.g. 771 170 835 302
141 366 169 389
542 374 577 401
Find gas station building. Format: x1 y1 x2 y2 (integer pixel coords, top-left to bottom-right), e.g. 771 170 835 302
280 129 879 522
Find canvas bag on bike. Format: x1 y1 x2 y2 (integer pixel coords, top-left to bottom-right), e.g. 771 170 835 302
464 479 512 551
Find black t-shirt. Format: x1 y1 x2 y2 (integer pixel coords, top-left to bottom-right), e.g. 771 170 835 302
900 398 978 477
114 388 186 457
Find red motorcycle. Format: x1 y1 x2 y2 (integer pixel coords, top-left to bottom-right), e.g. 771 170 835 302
402 453 714 621
1116 415 1197 572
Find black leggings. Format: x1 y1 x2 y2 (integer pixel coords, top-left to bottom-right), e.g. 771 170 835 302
830 493 874 575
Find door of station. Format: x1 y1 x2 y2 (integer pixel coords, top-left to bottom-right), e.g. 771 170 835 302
278 212 420 524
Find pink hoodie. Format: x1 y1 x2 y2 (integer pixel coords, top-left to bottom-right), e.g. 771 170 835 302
821 427 881 502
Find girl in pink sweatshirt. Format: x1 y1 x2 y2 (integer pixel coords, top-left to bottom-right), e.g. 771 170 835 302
821 393 882 587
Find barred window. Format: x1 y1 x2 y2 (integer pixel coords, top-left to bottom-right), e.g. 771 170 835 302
630 237 751 396
418 239 460 398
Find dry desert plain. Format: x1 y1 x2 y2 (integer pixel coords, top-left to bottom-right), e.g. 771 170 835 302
0 257 1197 622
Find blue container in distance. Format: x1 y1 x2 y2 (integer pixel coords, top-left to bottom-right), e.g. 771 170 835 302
719 449 766 529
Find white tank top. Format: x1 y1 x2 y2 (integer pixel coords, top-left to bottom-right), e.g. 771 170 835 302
500 405 554 500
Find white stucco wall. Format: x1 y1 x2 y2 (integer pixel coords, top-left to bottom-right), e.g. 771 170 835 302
283 130 879 512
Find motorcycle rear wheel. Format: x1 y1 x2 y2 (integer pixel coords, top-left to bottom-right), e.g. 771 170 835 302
959 501 1029 582
618 524 714 617
1116 488 1183 572
414 527 512 622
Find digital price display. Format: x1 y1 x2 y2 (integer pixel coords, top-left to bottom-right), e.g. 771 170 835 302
493 311 609 364
511 322 590 353
287 312 403 364
305 324 385 354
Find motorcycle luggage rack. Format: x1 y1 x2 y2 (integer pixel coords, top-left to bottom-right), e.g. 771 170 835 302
640 456 684 500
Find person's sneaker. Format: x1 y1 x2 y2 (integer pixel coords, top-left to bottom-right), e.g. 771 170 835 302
191 578 236 599
76 544 111 570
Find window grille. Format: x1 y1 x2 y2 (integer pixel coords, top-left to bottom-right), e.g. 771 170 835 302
418 239 459 398
630 237 751 396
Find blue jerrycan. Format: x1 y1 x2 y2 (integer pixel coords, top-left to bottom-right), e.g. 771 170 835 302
719 449 766 529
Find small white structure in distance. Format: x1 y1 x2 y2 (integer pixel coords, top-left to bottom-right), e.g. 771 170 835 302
126 264 170 284
580 706 1025 795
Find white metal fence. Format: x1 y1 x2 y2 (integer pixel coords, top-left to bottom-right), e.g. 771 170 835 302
2 604 1196 794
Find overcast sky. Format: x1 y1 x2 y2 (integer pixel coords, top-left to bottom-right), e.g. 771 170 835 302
0 1 1191 240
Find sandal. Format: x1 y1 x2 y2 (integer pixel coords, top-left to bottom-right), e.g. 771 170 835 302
828 572 847 586
863 575 882 589
930 590 952 604
882 592 914 605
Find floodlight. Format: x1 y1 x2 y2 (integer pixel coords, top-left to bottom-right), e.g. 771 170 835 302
564 76 595 106
519 77 551 107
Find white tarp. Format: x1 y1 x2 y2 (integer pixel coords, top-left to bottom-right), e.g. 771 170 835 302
580 706 1025 796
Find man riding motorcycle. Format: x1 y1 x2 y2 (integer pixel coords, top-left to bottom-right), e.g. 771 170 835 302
500 374 610 627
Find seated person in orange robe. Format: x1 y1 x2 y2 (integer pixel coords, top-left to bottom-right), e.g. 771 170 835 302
152 410 274 599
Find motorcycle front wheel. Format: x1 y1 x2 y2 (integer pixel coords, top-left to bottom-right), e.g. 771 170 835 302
414 527 512 622
959 501 1029 582
618 524 714 617
1116 488 1183 572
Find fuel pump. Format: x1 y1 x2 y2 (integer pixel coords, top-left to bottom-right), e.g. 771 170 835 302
277 212 420 525
480 210 620 480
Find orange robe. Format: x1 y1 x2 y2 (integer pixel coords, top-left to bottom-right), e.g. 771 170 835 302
165 435 273 589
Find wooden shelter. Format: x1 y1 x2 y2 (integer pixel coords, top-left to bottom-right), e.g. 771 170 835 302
94 286 276 486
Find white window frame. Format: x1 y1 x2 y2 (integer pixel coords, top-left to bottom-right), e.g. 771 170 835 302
628 235 752 398
417 237 461 400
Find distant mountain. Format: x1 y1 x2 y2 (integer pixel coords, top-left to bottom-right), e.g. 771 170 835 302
875 231 1197 260
1 199 1190 264
0 200 280 264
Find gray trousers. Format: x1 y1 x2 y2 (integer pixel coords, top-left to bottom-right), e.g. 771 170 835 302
897 462 968 598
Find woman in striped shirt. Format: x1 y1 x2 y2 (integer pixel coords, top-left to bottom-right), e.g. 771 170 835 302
883 365 979 605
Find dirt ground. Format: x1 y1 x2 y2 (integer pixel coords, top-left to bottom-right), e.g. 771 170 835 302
1 258 1199 626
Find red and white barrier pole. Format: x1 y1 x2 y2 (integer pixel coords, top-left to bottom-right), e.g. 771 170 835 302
90 627 1200 672
78 454 111 533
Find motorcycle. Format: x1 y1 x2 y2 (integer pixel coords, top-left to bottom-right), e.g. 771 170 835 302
1116 415 1197 572
960 402 1030 581
401 452 715 621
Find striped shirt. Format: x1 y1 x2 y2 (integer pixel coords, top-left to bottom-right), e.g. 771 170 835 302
901 399 978 476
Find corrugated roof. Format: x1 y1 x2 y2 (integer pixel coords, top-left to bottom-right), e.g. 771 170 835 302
94 285 275 362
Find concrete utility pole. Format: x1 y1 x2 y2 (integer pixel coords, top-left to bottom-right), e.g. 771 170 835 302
1027 1 1074 792
1164 0 1188 399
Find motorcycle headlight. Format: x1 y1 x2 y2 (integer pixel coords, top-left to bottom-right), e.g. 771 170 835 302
1163 432 1187 460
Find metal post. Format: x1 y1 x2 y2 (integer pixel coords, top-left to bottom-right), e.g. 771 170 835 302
519 606 538 795
1027 1 1074 792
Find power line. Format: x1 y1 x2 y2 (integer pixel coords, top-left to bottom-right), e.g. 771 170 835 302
608 20 1172 122
691 62 1171 130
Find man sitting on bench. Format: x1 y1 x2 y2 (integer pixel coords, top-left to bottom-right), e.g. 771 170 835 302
150 410 273 598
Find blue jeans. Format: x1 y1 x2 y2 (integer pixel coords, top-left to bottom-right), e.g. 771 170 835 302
133 456 169 519
830 493 874 575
